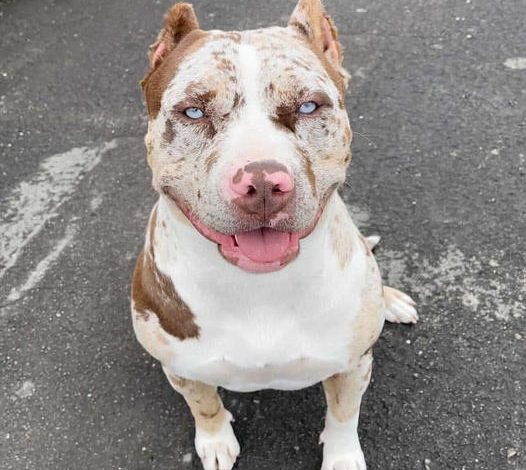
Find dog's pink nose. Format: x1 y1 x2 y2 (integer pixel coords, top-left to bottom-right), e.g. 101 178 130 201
230 160 295 219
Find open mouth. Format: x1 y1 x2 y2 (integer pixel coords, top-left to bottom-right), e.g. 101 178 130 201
182 208 310 273
221 228 300 273
172 200 320 273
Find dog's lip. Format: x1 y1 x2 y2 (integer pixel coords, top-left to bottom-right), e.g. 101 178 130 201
161 187 325 273
180 205 317 273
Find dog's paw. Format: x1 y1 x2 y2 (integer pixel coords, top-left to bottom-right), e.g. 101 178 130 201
195 414 240 470
383 286 418 324
321 449 367 470
364 235 381 250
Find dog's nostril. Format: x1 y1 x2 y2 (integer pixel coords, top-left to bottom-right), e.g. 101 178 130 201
272 185 285 194
247 185 257 196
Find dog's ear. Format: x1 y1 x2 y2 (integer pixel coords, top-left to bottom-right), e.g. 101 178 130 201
147 3 199 70
288 0 349 88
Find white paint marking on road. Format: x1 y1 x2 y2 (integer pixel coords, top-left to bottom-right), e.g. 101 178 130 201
377 244 525 322
7 226 76 302
14 380 35 399
503 57 526 70
90 194 104 211
0 140 117 279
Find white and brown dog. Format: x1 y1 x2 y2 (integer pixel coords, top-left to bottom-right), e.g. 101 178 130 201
131 2 418 469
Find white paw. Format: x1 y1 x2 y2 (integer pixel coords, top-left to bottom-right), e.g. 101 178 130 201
364 235 381 250
383 286 418 324
194 413 240 470
320 414 366 470
321 449 366 470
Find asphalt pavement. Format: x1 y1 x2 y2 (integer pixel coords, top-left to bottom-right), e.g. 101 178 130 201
1 0 524 469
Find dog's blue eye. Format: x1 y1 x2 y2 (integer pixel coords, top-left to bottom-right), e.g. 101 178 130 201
184 107 204 119
298 101 318 114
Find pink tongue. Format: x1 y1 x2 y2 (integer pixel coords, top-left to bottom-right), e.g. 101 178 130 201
235 228 291 263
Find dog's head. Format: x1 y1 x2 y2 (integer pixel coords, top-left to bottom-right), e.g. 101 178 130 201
141 0 352 273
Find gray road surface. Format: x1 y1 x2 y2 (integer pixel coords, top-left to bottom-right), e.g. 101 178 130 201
1 0 525 469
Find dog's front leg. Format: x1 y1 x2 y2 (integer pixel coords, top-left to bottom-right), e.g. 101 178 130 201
163 368 240 470
320 352 373 470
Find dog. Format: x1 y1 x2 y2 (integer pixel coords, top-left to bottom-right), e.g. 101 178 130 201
131 2 418 469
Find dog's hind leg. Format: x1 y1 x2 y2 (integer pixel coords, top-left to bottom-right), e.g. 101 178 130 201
320 352 373 470
383 286 418 324
163 368 240 470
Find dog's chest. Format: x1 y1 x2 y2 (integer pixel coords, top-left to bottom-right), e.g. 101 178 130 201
159 252 366 392
167 295 357 392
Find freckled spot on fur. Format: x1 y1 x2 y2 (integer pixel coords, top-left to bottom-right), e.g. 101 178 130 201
290 20 310 38
232 168 243 184
162 119 175 143
232 92 242 108
136 312 150 322
296 146 317 197
205 151 219 173
218 58 235 72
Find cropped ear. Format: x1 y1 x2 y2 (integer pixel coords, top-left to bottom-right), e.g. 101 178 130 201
288 0 350 89
147 3 199 70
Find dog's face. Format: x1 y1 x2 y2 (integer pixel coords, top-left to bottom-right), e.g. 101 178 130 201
141 0 352 272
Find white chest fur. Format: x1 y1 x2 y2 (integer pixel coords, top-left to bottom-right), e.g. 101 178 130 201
149 195 371 392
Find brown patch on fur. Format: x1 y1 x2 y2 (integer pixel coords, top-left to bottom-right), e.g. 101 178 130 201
132 208 199 340
141 30 209 119
243 160 288 175
232 92 241 108
205 151 219 173
297 146 317 197
162 119 175 143
290 20 310 38
232 167 243 184
272 111 297 133
218 57 235 72
164 372 229 434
